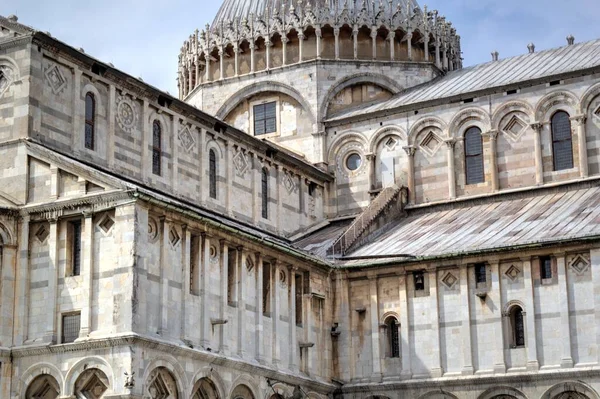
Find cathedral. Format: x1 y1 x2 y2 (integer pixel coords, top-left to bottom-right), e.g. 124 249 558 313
1 0 600 397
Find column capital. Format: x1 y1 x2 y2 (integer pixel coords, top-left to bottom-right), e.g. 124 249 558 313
403 145 417 157
365 152 376 161
483 130 499 141
530 122 544 133
444 138 457 149
333 27 340 35
570 114 587 125
387 31 396 40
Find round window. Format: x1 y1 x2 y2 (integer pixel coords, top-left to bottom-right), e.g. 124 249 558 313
345 153 362 171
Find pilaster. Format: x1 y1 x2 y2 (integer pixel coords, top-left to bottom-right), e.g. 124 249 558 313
445 139 456 199
485 130 499 192
491 261 506 373
572 115 589 178
44 218 59 344
522 258 539 371
255 252 265 363
78 212 93 339
556 252 574 368
219 240 229 355
200 233 212 348
531 123 544 185
13 215 30 345
288 265 298 372
369 276 382 381
398 271 412 379
237 247 246 358
459 265 474 375
429 269 443 377
403 146 416 204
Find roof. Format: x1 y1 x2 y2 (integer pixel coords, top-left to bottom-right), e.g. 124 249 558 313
344 182 600 264
327 38 600 122
212 0 420 28
293 219 353 258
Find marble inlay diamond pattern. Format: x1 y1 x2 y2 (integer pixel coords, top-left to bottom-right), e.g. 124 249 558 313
178 126 196 152
505 265 521 281
45 64 67 94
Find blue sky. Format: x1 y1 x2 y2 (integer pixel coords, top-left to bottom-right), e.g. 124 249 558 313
3 0 600 95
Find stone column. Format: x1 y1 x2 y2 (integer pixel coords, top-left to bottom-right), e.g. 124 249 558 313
442 43 448 70
172 118 180 194
531 123 544 185
188 62 194 93
572 115 589 178
13 215 30 344
429 269 443 377
233 44 240 77
44 218 59 344
219 47 225 80
159 218 169 336
491 261 506 373
225 141 232 215
556 252 574 368
272 261 281 366
403 146 416 204
591 248 600 366
108 84 116 166
522 258 539 371
316 28 322 59
406 31 413 61
369 276 382 380
252 154 259 224
398 272 412 379
459 265 474 374
181 227 191 343
237 248 246 357
0 228 16 345
305 292 316 375
195 54 200 86
255 252 265 363
298 31 305 62
200 234 212 348
265 39 271 70
424 35 429 62
289 266 298 371
487 131 499 192
371 28 377 60
366 153 377 192
250 42 256 73
388 32 396 60
140 99 149 181
276 166 283 234
352 26 359 59
334 27 340 60
219 240 229 355
435 35 441 69
204 53 211 82
282 37 288 66
79 213 94 338
445 139 456 199
49 166 59 200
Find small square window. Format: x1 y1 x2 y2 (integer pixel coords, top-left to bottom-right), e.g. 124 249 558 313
254 102 277 136
414 271 425 291
540 256 552 280
475 263 487 284
62 312 81 343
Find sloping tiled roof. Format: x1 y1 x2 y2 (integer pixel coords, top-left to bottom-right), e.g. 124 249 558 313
328 39 600 122
345 183 600 262
293 220 352 259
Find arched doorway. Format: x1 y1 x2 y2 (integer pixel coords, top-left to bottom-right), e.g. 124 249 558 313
73 368 109 399
26 375 60 399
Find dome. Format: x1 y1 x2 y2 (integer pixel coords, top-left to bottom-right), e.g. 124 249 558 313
212 0 421 28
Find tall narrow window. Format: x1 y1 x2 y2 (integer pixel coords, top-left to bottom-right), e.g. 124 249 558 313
84 93 95 150
475 263 487 284
254 102 277 136
551 111 574 171
70 220 82 276
540 256 553 280
510 306 525 347
209 149 217 199
263 262 271 316
227 248 236 306
152 120 162 176
190 235 200 295
464 127 484 185
295 273 303 327
62 312 81 343
262 168 269 219
387 317 400 358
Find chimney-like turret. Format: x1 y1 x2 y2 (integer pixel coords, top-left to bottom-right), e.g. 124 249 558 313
527 43 535 53
491 51 499 61
567 35 575 45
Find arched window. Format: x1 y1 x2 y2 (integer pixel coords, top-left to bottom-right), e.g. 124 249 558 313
209 149 217 199
261 168 269 219
551 111 574 171
386 317 400 358
84 93 96 150
464 126 484 184
509 306 525 348
152 120 162 176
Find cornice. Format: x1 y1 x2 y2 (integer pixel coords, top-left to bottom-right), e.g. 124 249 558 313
20 191 135 217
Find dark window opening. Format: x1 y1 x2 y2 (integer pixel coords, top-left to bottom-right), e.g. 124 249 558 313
70 220 82 276
263 262 271 316
152 120 162 176
465 126 484 184
475 263 487 284
463 98 474 103
295 273 303 326
414 271 425 291
227 248 236 305
511 306 525 347
506 89 518 95
551 111 574 171
540 256 552 280
84 93 95 150
549 80 561 86
261 168 269 219
388 318 400 358
209 149 217 199
62 313 81 343
254 102 277 136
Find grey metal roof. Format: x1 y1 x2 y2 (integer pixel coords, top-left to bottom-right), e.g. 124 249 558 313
213 0 419 26
294 219 352 258
345 183 600 262
327 38 600 122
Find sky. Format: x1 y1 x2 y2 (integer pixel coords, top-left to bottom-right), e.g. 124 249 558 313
2 0 600 95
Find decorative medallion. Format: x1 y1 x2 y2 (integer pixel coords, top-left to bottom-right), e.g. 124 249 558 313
0 65 14 97
98 214 115 235
502 115 528 142
568 254 590 275
209 245 219 264
283 171 296 194
279 269 287 287
504 265 521 282
148 218 159 242
336 143 366 178
169 226 180 247
35 224 50 243
233 149 249 177
116 95 139 133
419 131 443 157
44 64 67 95
441 272 458 290
177 126 196 152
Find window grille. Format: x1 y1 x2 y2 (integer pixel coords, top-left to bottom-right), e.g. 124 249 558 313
70 220 82 276
414 271 425 291
209 149 217 199
511 307 525 347
254 102 277 135
262 168 269 219
540 256 552 280
551 111 574 171
464 127 484 184
475 263 486 284
85 93 95 150
62 313 80 343
152 120 162 176
388 318 400 358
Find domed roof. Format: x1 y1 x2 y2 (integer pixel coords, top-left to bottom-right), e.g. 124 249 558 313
212 0 421 27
